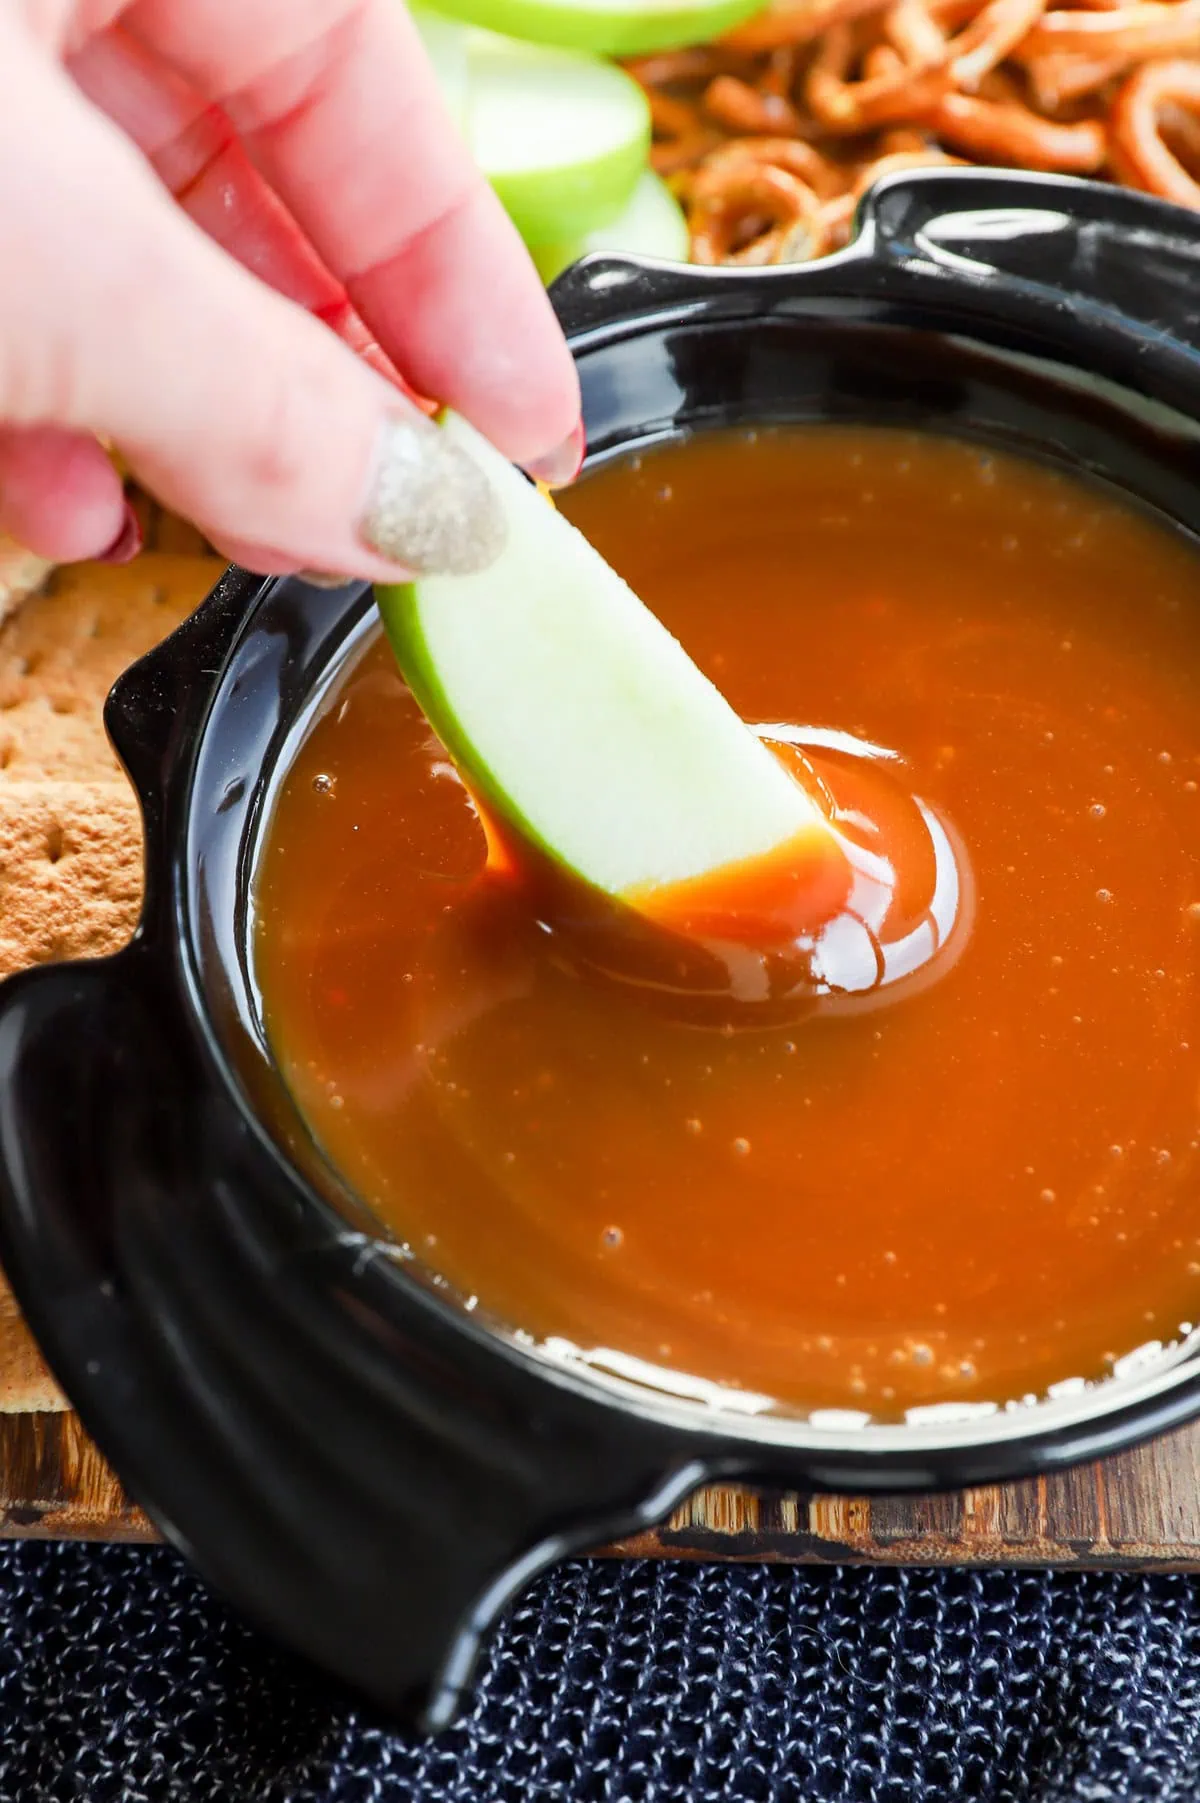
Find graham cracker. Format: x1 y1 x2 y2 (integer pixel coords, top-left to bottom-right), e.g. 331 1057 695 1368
0 548 225 1408
0 556 221 783
0 533 53 627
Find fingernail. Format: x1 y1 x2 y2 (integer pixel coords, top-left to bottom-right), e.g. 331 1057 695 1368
359 414 506 576
524 419 586 489
297 570 354 589
96 502 142 565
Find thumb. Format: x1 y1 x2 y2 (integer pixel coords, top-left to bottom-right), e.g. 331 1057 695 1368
0 25 503 579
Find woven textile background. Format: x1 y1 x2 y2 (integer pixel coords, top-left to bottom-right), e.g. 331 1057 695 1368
0 1545 1196 1802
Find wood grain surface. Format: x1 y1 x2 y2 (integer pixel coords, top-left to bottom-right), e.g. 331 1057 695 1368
1 496 1199 1566
3 1407 1200 1567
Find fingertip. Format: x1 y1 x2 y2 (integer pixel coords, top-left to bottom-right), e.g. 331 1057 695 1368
0 427 127 562
94 502 143 565
206 531 414 588
348 187 583 472
523 417 586 490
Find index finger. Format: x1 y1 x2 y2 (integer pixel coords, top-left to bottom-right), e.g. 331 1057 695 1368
68 27 423 398
124 0 582 475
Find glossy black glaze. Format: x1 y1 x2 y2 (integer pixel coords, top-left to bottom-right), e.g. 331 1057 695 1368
5 172 1200 1726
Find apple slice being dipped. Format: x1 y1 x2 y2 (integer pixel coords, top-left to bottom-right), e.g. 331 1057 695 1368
375 413 851 961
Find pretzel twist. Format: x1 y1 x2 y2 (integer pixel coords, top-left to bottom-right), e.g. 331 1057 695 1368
691 163 831 262
1110 56 1200 202
623 0 1200 267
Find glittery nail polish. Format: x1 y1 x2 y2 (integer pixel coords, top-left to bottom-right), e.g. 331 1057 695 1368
358 415 506 575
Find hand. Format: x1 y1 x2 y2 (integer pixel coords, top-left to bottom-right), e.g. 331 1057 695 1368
0 2 582 578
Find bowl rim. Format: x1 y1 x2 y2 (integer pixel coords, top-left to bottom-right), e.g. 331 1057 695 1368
180 167 1200 1463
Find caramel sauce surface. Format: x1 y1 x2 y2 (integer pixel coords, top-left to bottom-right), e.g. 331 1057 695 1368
256 427 1200 1418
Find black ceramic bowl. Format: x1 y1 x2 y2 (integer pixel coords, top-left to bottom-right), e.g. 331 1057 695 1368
4 169 1200 1728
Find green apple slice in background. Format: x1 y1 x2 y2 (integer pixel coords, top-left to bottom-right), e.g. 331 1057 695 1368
465 30 649 242
418 0 765 56
411 2 470 130
376 414 833 904
531 170 690 282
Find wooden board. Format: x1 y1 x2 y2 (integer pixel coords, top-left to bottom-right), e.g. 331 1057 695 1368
4 1407 1200 1567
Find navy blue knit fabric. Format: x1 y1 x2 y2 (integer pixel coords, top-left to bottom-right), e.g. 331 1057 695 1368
0 1546 1197 1802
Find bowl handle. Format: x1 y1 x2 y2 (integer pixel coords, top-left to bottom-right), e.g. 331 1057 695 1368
103 566 275 842
864 168 1200 356
548 169 1200 364
0 947 711 1729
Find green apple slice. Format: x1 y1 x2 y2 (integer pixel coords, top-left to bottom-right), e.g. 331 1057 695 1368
376 414 834 905
421 0 765 56
466 31 649 243
411 2 470 132
531 170 690 283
